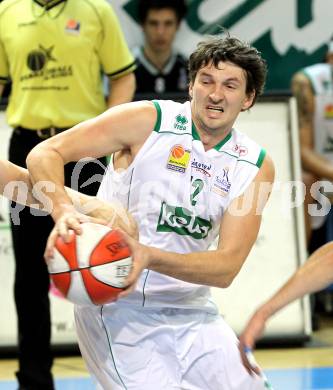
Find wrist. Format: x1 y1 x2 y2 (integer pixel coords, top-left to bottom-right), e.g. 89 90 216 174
146 246 161 269
51 202 75 222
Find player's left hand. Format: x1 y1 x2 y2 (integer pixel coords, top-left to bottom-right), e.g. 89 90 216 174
115 228 152 298
238 310 266 375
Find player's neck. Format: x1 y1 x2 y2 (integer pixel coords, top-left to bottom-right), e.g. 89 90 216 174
143 45 172 72
192 115 232 151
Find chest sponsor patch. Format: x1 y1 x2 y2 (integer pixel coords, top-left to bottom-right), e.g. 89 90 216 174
212 167 231 197
157 202 212 239
191 158 212 177
166 145 191 173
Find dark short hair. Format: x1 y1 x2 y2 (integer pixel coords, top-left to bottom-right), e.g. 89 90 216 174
138 0 187 25
189 35 267 107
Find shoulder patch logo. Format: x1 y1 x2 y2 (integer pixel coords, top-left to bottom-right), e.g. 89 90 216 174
232 144 248 157
174 114 188 131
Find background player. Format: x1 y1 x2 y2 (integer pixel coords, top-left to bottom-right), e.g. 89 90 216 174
291 38 333 247
133 0 188 97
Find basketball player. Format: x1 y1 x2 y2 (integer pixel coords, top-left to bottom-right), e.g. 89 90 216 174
291 38 333 245
239 241 333 375
0 158 137 240
27 35 274 389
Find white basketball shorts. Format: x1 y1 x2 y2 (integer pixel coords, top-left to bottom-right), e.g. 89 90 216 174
74 303 266 390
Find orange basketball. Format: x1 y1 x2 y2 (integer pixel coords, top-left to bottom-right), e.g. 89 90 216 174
171 145 185 159
48 223 132 305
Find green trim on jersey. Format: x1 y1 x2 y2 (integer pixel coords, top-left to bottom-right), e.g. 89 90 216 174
152 100 162 132
217 150 238 159
256 148 266 167
191 122 200 141
216 144 265 167
213 132 232 151
191 121 232 150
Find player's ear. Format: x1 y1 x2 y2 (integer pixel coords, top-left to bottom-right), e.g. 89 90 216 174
241 91 255 111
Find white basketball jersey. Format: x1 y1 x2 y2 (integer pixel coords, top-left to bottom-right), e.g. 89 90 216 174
98 100 265 311
303 63 333 160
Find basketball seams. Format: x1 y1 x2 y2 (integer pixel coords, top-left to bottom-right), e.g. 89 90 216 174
48 259 130 274
49 223 132 305
83 271 123 290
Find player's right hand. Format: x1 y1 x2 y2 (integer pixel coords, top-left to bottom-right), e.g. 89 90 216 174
238 309 266 375
114 228 152 298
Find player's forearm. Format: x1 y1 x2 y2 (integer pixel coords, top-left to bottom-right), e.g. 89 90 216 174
301 147 333 181
66 190 138 238
148 247 242 288
107 73 136 108
26 146 73 219
0 160 35 205
257 242 333 321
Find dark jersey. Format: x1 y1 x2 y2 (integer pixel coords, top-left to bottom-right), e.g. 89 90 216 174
133 47 188 98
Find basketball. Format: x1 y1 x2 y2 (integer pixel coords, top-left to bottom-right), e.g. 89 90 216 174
47 222 132 305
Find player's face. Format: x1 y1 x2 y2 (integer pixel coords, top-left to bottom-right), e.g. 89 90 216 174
189 61 254 137
142 9 179 54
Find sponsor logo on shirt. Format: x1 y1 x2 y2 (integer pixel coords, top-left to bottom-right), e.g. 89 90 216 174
174 114 188 131
166 145 191 173
65 19 80 34
212 167 231 197
231 144 248 157
26 45 56 72
157 202 212 239
191 158 212 177
21 45 73 86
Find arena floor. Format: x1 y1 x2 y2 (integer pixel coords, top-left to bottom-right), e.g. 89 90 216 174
0 317 332 389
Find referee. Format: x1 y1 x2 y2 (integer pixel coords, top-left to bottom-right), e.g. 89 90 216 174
0 0 135 389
